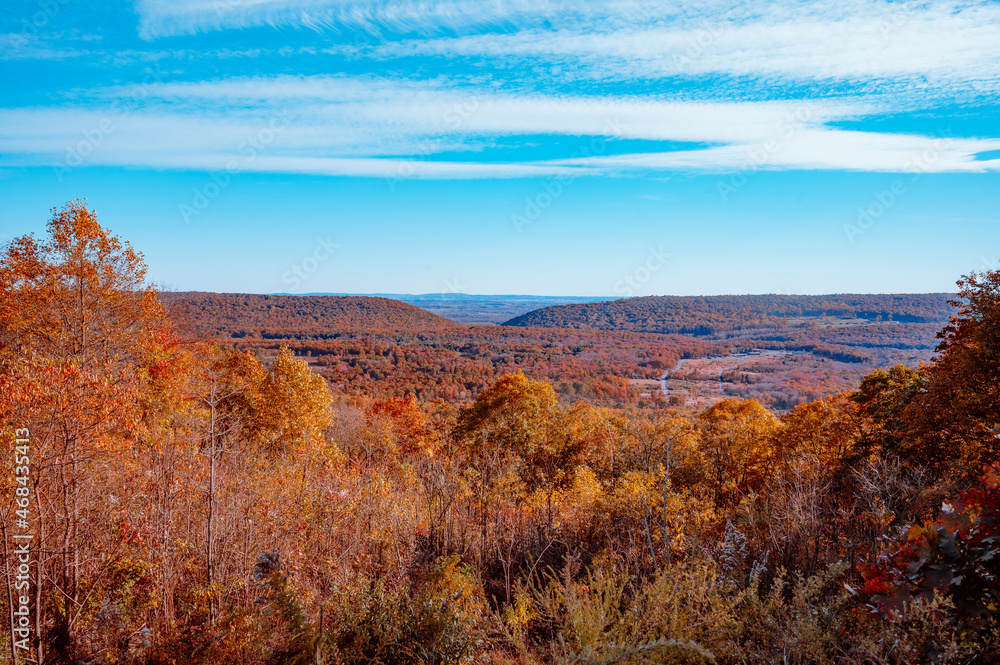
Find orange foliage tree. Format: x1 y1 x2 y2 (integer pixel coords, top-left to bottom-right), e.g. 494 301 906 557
0 200 172 662
909 269 1000 480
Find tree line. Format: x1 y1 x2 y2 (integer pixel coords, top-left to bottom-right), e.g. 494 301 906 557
504 293 954 335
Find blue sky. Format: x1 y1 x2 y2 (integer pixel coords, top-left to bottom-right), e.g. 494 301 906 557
1 0 998 296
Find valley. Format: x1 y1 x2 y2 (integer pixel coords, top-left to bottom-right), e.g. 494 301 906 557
162 291 947 411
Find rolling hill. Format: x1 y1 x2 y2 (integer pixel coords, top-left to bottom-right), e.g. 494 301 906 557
503 294 954 336
274 293 615 324
161 292 459 339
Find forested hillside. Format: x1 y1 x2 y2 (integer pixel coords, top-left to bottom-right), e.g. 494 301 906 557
505 294 953 335
162 292 458 338
242 328 715 405
155 289 941 411
3 202 1000 664
161 292 718 406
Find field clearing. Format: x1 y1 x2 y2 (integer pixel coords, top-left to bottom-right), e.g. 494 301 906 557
627 378 662 388
657 351 792 408
628 377 663 399
785 316 887 327
624 349 865 411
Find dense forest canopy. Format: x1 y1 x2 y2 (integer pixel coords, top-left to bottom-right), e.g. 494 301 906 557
154 286 946 410
504 293 954 335
2 202 1000 664
162 292 459 339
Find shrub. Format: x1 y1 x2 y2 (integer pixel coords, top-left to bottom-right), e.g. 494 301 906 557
321 555 486 664
857 460 1000 654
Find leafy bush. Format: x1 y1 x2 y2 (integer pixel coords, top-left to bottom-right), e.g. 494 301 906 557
858 461 1000 637
320 555 486 664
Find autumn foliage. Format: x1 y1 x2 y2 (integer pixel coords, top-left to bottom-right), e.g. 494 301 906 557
2 202 1000 663
858 462 1000 631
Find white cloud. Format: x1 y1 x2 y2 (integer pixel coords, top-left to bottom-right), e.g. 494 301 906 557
89 75 870 143
134 0 623 39
0 32 88 60
558 130 1000 174
1 75 998 178
371 1 1000 97
126 0 1000 123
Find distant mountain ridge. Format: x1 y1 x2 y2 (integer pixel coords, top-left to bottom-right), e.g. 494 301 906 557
161 292 458 339
504 293 955 336
270 293 615 324
390 294 613 324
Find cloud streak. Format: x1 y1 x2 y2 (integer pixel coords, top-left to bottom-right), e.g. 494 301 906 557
368 1 1000 104
130 0 1000 115
2 75 999 178
8 0 1000 180
135 0 622 39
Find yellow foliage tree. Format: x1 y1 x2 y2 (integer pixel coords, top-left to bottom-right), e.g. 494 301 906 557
253 346 333 453
775 392 867 471
698 398 782 509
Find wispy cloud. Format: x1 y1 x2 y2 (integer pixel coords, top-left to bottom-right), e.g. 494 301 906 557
2 75 998 178
557 131 1000 173
369 1 1000 101
7 1 1000 178
130 0 1000 112
134 0 618 39
0 32 90 60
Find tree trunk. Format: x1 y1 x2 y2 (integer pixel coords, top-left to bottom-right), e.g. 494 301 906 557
35 491 45 665
207 389 217 627
663 437 672 566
